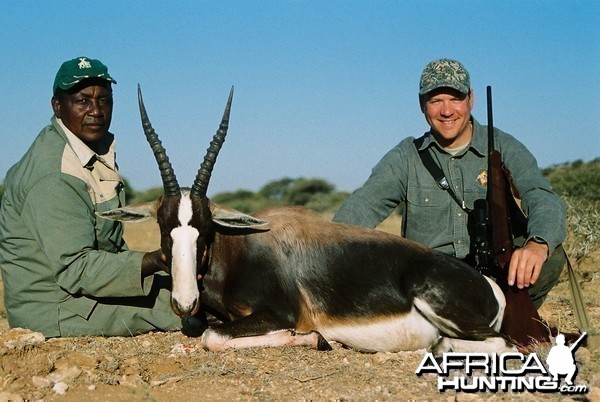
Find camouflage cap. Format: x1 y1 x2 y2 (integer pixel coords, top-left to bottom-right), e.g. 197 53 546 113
53 57 116 94
419 58 470 96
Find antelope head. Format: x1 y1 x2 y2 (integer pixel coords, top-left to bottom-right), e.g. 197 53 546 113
100 86 268 317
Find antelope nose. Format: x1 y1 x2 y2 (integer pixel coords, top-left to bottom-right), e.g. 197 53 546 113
171 296 200 318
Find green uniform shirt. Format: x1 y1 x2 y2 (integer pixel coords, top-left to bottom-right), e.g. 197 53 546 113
333 118 567 258
0 117 157 337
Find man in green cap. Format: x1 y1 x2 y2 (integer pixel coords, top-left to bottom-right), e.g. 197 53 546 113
333 58 566 310
0 57 184 337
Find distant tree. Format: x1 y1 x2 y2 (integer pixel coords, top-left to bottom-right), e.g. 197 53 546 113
129 187 164 204
284 178 335 206
210 177 344 213
305 191 350 213
212 189 271 213
259 177 295 201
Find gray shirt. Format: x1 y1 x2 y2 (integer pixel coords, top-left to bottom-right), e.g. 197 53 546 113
333 118 566 259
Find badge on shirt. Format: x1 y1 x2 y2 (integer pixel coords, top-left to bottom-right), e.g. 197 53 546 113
477 169 488 186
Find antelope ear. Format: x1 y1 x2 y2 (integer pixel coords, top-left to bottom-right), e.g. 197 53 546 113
97 200 159 222
211 205 269 230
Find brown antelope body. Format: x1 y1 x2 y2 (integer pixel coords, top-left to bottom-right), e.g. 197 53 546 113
101 87 515 354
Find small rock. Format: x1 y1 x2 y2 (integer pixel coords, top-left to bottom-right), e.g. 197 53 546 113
150 377 181 387
164 376 182 386
2 328 45 349
52 381 69 395
120 373 145 388
32 375 52 388
46 365 82 383
169 343 197 356
150 379 167 387
56 352 98 370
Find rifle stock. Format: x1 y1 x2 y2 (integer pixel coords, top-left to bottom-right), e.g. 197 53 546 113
486 86 549 347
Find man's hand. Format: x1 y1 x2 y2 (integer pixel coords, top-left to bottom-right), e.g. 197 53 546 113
507 241 548 288
141 249 169 277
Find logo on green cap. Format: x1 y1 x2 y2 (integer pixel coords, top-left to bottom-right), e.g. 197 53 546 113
53 56 116 94
77 58 93 69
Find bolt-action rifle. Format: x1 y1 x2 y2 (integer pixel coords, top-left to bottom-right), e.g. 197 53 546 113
473 86 550 347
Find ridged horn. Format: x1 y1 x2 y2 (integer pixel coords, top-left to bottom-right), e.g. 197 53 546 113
137 84 180 197
190 86 234 198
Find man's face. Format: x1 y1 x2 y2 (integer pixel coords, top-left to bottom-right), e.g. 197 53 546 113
52 83 113 144
423 88 473 148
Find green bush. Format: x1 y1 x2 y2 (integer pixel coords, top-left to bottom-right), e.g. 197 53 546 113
546 158 600 201
563 196 600 261
212 189 274 214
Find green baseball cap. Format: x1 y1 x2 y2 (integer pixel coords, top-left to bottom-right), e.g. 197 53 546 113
419 58 470 96
53 57 116 94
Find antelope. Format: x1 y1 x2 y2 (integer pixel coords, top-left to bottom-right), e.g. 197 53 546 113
100 86 516 354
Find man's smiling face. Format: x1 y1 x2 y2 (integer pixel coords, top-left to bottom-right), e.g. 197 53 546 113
423 88 473 148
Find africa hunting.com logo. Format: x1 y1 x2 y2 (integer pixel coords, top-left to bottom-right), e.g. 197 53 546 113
415 332 588 395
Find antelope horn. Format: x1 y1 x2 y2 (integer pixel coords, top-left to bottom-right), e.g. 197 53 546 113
191 86 234 198
137 84 180 197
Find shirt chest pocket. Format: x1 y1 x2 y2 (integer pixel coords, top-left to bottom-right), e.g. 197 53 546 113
405 184 451 238
462 188 488 211
407 186 448 208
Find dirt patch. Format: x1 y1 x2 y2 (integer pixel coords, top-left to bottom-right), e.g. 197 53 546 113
1 219 598 401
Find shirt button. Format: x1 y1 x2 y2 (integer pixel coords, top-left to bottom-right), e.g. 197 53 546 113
458 212 462 217
457 240 462 244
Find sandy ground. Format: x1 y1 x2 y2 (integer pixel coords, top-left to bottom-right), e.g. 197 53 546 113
1 216 598 401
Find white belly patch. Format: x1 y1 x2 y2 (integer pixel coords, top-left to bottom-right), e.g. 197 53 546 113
317 307 439 352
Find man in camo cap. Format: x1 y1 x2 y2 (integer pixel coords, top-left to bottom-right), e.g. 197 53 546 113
334 58 566 312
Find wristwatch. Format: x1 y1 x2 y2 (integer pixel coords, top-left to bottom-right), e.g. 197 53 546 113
528 236 547 245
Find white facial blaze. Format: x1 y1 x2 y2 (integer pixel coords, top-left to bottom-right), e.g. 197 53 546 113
170 192 200 315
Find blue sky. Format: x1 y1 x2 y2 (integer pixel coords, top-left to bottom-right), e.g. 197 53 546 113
1 1 598 196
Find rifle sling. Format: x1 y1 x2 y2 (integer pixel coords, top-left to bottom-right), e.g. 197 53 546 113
565 248 591 332
413 139 471 212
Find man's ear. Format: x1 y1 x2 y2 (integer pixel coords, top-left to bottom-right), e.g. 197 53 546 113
51 96 61 118
467 89 474 110
418 94 426 113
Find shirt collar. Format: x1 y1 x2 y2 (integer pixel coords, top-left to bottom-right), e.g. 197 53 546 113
417 117 487 158
468 118 488 157
55 117 117 170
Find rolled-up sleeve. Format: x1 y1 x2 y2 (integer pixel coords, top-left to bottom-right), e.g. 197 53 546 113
498 132 567 255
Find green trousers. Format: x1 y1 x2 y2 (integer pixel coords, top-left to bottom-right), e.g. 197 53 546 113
56 274 181 337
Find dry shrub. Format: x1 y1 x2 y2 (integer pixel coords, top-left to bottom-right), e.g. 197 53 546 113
563 196 600 261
